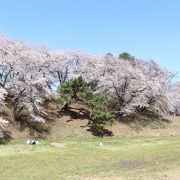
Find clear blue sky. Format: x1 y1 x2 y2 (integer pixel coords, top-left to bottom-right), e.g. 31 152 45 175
0 0 180 76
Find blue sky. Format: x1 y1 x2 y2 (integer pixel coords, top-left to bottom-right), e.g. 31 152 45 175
0 0 180 77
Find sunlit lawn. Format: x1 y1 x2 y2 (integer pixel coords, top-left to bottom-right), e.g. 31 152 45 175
0 136 180 180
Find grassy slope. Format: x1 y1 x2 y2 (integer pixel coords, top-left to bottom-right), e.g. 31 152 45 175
0 137 180 180
6 111 180 141
5 101 180 140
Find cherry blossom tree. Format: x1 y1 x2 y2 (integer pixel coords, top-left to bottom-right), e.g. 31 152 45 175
76 56 147 115
0 34 55 123
0 87 7 113
10 48 55 122
48 50 90 88
168 81 180 115
136 60 175 115
75 56 175 117
0 87 8 139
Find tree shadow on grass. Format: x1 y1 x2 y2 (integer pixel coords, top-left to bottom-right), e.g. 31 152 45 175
62 108 90 121
87 126 113 137
61 108 114 137
15 114 51 139
119 111 171 132
0 130 12 144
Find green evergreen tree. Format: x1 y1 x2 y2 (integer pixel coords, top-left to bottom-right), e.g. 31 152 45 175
119 52 135 61
57 76 115 132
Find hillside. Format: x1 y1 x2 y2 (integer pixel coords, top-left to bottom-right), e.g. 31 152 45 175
5 101 180 141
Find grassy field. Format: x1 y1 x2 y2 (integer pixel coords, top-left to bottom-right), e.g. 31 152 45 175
0 136 180 180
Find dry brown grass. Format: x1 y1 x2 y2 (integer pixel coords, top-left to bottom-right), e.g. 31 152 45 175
5 100 180 140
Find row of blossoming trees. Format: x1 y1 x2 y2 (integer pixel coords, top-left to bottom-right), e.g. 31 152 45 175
0 34 180 140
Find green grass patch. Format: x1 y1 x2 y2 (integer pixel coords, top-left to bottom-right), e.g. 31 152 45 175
0 136 180 179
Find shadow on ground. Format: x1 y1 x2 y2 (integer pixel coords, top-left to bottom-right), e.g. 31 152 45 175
0 130 12 144
62 108 113 137
119 111 171 132
63 108 90 121
87 125 113 137
13 114 51 139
